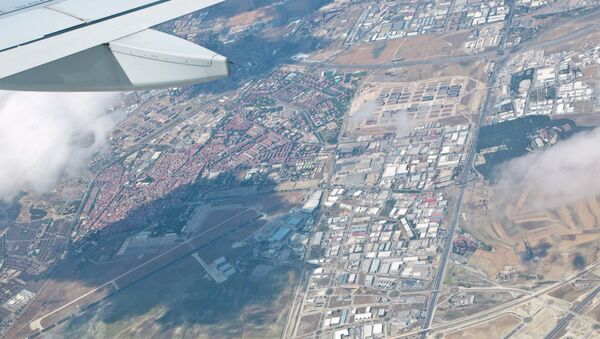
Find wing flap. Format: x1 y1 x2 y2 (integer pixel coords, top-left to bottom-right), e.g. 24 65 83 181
0 0 223 79
0 29 229 91
109 29 229 89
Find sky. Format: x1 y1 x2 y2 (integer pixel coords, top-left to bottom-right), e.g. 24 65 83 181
0 91 121 201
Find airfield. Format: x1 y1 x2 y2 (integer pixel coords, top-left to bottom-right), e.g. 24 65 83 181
6 191 307 338
4 1 600 339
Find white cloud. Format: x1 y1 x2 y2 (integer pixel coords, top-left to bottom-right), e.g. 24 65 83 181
350 101 378 125
350 100 415 136
0 91 122 200
496 128 600 209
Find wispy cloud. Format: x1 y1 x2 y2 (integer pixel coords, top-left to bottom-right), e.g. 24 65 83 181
495 128 600 209
350 101 378 126
0 91 122 200
350 100 415 136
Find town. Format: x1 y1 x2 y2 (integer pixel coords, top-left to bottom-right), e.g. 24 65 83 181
1 0 600 338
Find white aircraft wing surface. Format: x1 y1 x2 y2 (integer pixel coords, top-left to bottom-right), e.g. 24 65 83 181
0 0 229 91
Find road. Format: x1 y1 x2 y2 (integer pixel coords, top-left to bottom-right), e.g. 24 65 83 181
70 97 216 235
544 282 600 339
391 258 600 338
315 259 600 339
514 7 600 53
31 3 600 337
27 208 254 334
298 51 498 70
419 63 501 336
283 6 600 337
420 1 517 336
271 4 600 338
416 261 600 337
418 4 600 338
297 9 600 72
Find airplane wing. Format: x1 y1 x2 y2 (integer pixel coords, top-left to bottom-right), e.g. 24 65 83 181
0 0 229 91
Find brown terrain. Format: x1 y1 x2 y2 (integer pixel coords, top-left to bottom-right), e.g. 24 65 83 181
334 31 469 65
463 181 600 280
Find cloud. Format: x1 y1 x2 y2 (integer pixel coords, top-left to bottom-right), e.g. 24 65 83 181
0 91 122 201
350 101 378 125
350 100 415 136
495 128 600 209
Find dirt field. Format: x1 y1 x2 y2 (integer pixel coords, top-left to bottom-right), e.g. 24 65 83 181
347 74 486 134
463 179 600 280
468 247 523 279
335 31 469 65
48 257 301 339
516 305 562 338
535 10 600 45
442 313 521 339
228 8 274 27
549 282 594 303
297 313 321 336
395 32 469 60
335 39 405 64
586 302 600 322
444 262 495 287
524 9 600 55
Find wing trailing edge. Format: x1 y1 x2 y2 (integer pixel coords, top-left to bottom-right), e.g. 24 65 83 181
0 0 227 91
0 29 228 91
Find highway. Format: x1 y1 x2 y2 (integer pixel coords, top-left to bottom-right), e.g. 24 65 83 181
391 258 600 338
288 5 600 338
298 51 497 70
315 259 600 339
419 1 517 336
544 282 600 339
293 4 600 338
297 9 600 73
419 62 502 337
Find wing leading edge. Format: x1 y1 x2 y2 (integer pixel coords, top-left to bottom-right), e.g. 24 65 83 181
0 0 228 91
